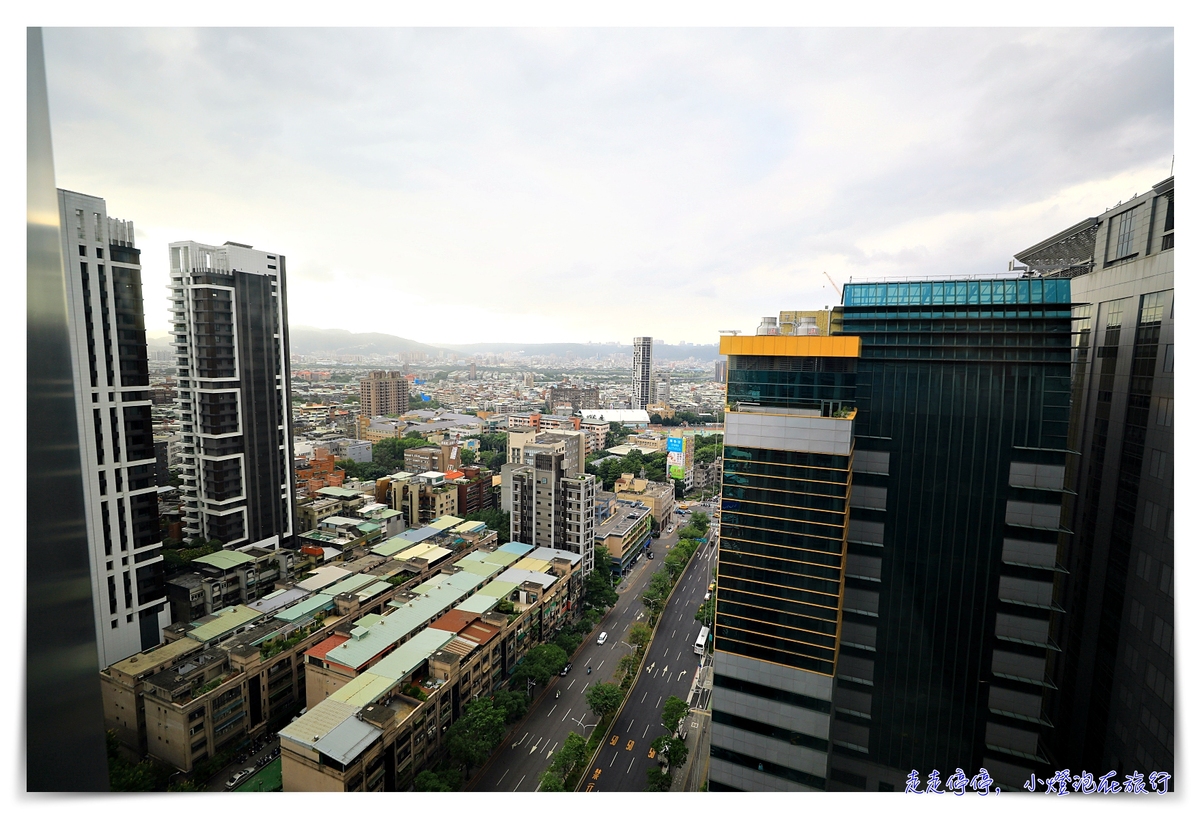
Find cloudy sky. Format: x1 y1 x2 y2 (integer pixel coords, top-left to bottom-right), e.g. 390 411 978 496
42 28 1173 345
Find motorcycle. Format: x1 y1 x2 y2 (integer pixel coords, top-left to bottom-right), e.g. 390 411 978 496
586 666 592 675
555 690 561 699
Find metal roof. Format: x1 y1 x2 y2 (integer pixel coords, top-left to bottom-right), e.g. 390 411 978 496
312 713 384 765
192 550 256 570
496 567 557 589
527 546 582 565
317 486 363 499
329 671 396 707
278 699 358 749
355 580 394 602
247 586 311 614
427 516 464 531
456 560 499 578
513 557 551 573
273 593 334 623
474 579 518 599
187 605 261 643
372 535 419 557
326 586 467 670
451 520 487 534
455 594 501 614
297 566 352 591
498 541 535 556
322 573 378 598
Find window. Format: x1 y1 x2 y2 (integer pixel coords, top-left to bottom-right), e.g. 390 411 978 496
1143 500 1161 531
1147 449 1167 479
1159 564 1173 597
93 212 102 241
1139 291 1168 325
1113 207 1138 259
1152 397 1173 426
1130 599 1145 630
1162 344 1173 373
1161 233 1174 251
1104 300 1124 328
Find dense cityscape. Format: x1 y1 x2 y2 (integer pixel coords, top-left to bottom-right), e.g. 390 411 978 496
27 26 1173 799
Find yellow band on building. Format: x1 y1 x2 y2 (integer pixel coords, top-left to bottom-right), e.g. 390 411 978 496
718 334 861 357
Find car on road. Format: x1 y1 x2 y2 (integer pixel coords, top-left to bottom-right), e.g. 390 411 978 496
597 632 608 645
560 661 573 676
224 768 254 790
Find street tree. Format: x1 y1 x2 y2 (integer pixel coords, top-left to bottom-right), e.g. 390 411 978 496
651 734 689 771
629 622 652 651
585 682 623 719
446 698 506 770
645 767 672 791
661 695 690 735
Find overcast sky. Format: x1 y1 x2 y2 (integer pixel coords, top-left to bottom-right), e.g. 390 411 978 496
42 28 1173 345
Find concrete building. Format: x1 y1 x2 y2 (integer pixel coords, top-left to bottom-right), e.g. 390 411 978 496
279 542 584 791
1013 177 1174 780
57 189 169 668
654 375 671 406
613 474 676 531
714 359 728 383
509 434 596 575
359 371 409 418
580 419 610 455
547 383 600 412
595 499 652 574
632 336 653 410
169 240 295 551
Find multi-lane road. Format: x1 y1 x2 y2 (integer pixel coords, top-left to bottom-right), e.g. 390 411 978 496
583 516 717 792
470 511 717 792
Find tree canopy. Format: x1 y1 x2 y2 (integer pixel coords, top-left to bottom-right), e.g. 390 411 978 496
585 682 623 718
509 644 569 688
446 697 507 770
661 695 690 735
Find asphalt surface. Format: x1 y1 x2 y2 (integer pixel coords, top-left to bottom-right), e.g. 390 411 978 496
470 515 713 792
203 736 280 792
584 515 718 792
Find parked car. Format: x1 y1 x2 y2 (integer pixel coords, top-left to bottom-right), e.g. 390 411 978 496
560 662 573 676
597 632 608 645
224 769 254 790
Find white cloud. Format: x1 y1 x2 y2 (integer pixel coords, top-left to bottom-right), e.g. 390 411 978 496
42 28 1172 344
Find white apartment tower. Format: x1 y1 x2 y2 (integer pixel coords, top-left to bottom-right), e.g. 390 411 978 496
508 430 596 574
170 240 296 551
632 336 653 410
57 189 170 669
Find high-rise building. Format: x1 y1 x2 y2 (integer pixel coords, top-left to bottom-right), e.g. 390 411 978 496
654 375 671 406
548 382 600 412
169 240 296 551
57 189 169 668
359 370 408 417
711 277 1075 792
632 336 653 410
714 358 728 383
508 430 595 574
1013 177 1174 780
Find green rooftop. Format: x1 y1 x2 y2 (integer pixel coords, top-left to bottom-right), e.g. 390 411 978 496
193 550 256 571
427 515 464 531
188 605 261 643
274 593 334 623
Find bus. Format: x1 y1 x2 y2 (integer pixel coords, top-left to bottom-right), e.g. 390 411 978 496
694 626 710 655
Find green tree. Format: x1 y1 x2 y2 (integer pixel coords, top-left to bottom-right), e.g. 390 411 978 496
446 698 507 770
492 689 529 723
414 769 454 791
694 597 714 624
616 652 639 686
461 508 510 544
651 734 689 771
629 622 652 651
510 644 569 688
460 448 478 466
661 695 690 735
690 511 711 529
645 767 673 791
585 682 623 719
539 769 566 791
584 546 618 608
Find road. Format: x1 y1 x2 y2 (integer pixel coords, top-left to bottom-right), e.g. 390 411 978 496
583 515 718 792
471 524 681 792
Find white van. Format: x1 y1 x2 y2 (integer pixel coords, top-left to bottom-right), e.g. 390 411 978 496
597 632 608 645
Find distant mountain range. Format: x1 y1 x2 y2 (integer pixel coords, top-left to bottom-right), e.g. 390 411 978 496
148 326 720 362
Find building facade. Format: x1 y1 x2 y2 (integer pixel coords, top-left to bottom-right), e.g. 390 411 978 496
509 441 596 575
632 336 653 410
57 189 170 669
1013 177 1174 780
170 240 296 550
547 383 600 412
360 371 408 418
711 278 1075 792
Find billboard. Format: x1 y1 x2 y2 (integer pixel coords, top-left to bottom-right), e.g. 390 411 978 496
666 434 693 483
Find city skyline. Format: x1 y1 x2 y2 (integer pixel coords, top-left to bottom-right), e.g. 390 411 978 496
42 28 1172 346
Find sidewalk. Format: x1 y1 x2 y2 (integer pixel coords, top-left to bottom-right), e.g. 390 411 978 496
671 658 713 791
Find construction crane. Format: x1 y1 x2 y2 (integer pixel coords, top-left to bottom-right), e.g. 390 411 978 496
822 271 841 299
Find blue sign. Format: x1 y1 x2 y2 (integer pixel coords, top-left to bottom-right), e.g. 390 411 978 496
666 437 684 453
421 393 431 402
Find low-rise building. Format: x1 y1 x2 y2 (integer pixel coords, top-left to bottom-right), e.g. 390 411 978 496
595 499 652 574
614 473 676 530
280 542 584 791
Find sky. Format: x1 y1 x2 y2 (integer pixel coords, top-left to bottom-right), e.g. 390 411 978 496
41 27 1173 345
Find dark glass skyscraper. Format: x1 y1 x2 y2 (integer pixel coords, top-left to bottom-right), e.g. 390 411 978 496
711 278 1075 791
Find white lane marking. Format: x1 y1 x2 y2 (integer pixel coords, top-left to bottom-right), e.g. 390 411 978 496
562 708 571 722
643 724 649 738
627 757 636 774
627 718 634 732
529 738 542 754
548 705 556 717
676 651 682 662
597 660 605 670
611 751 619 766
663 665 669 677
548 741 558 757
497 768 509 784
678 671 687 681
656 696 662 708
568 679 575 690
513 775 525 791
641 692 647 703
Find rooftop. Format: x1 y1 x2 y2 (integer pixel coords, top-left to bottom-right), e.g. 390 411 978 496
192 550 256 571
187 605 261 643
